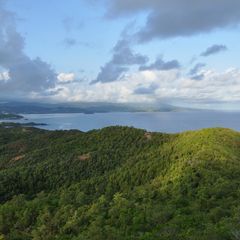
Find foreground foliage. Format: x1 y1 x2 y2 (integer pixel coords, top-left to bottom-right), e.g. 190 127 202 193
0 124 240 239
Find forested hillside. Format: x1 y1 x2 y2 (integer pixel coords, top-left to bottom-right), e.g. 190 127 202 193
0 124 240 240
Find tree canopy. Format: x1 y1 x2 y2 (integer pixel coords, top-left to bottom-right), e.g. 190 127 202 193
0 124 240 239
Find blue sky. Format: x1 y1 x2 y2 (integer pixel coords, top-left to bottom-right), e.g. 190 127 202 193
7 0 240 74
6 0 127 77
1 0 240 108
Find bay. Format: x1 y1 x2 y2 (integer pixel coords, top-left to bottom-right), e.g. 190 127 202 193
2 111 240 133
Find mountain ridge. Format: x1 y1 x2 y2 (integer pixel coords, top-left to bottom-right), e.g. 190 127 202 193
0 101 192 114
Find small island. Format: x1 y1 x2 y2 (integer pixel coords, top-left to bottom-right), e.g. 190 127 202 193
0 113 24 120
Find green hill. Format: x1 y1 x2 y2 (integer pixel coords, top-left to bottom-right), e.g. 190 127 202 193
0 113 23 120
0 125 240 240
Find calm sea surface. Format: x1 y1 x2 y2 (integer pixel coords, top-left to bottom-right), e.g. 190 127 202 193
2 111 240 133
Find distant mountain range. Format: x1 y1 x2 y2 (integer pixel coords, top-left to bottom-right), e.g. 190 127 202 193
0 101 190 114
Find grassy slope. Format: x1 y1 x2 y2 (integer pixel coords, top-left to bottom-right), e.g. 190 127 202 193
0 125 240 239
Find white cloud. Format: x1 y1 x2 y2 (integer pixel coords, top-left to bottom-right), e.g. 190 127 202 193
57 73 76 83
153 68 240 102
0 71 9 81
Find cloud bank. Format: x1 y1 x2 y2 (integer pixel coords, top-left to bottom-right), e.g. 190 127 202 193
104 0 240 41
50 67 240 107
0 1 57 97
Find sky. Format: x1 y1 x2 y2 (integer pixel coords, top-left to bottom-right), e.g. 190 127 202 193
0 0 240 109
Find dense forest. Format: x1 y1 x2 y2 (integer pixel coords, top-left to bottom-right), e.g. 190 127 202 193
0 124 240 239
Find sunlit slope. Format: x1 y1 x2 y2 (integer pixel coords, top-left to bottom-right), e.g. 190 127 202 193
0 125 240 239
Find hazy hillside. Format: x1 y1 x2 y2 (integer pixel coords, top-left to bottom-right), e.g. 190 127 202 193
0 101 185 114
0 125 240 239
